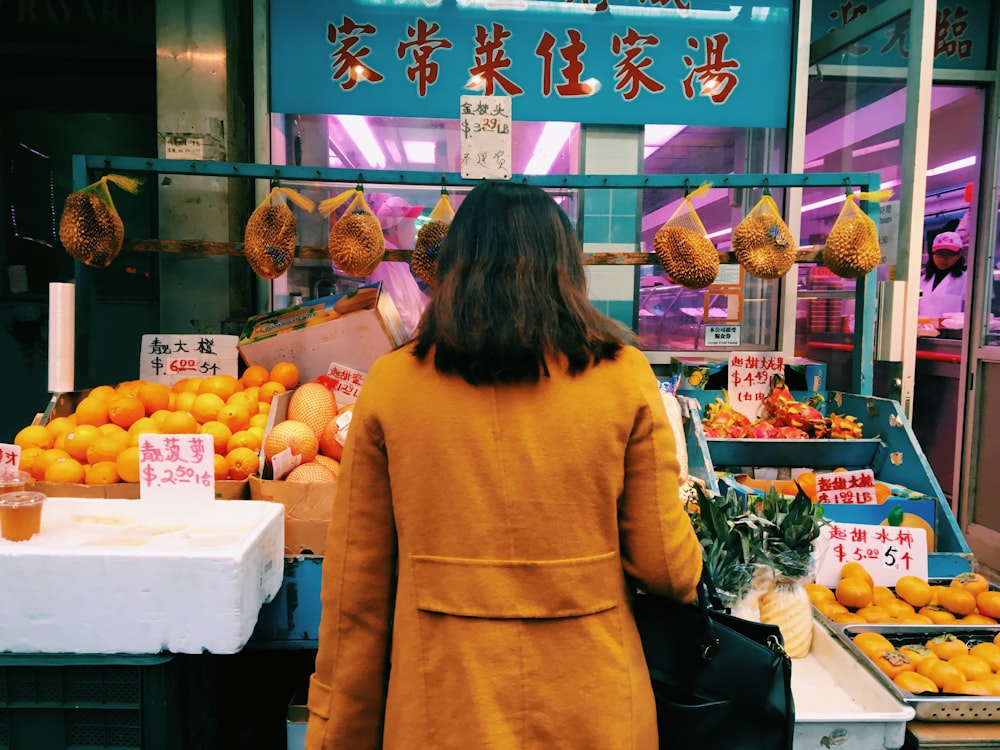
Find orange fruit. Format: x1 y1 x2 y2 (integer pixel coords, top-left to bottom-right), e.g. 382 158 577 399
160 411 199 435
115 380 143 398
818 601 849 619
853 632 895 660
212 453 230 480
127 417 161 445
831 612 867 625
313 454 341 478
856 605 891 624
976 591 1000 619
172 377 203 394
895 576 933 608
137 382 172 414
897 613 935 625
264 420 319 463
951 681 992 696
14 425 54 451
269 361 300 390
98 423 128 439
949 654 992 682
150 409 172 428
939 587 977 616
174 391 198 414
226 447 260 480
883 599 916 619
74 396 109 426
241 365 270 389
18 447 45 481
247 426 265 442
191 393 226 424
286 462 337 483
840 562 874 587
249 413 270 431
287 382 338 437
34 448 71 480
107 394 145 428
116 445 141 483
258 381 287 404
796 471 817 502
198 375 240 401
899 644 938 667
85 461 121 485
918 606 958 625
216 403 251 433
836 577 873 610
87 384 117 402
952 572 991 598
226 391 259 417
45 456 85 483
199 421 234 454
969 642 1000 671
86 434 128 465
962 614 998 625
44 416 77 441
872 585 896 607
925 660 966 691
63 424 102 462
242 386 261 404
227 429 261 454
926 634 969 661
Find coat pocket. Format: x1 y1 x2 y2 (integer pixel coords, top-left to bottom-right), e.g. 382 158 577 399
412 551 622 619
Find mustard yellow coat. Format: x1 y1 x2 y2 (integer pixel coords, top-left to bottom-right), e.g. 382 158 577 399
305 344 702 749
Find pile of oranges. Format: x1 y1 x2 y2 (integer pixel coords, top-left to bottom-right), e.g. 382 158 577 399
808 565 1000 626
12 361 306 485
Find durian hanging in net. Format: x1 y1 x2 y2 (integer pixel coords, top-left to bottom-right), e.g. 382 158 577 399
319 188 385 277
243 186 315 280
653 183 719 289
731 193 797 279
822 190 892 279
411 190 455 286
58 174 142 269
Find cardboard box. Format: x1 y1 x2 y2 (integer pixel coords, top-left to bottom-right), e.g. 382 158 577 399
671 356 827 392
0 497 284 654
249 476 333 556
238 282 409 385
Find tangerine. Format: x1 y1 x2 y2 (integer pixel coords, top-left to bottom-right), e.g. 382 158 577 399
976 591 1000 619
116 445 141 483
216 403 251 433
226 391 259 417
107 395 145 428
269 361 300 390
895 575 933 608
840 562 875 587
137 382 172 414
198 375 240 401
227 429 261 454
63 424 102 462
161 411 199 435
98 423 128 439
127 417 161 445
18 447 45 481
174 391 198 414
85 461 121 485
74 396 109 426
213 453 230 480
258 381 287 404
836 577 873 610
149 410 173 428
44 416 77 441
191 393 226 424
226 447 260 480
86 385 117 402
115 380 143 398
14 425 54 451
34 448 71 480
172 377 203 394
45 456 86 483
199 421 234 454
86 434 128 465
241 365 270 389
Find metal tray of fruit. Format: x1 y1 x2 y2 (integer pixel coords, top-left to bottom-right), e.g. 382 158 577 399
705 437 883 468
832 623 1000 721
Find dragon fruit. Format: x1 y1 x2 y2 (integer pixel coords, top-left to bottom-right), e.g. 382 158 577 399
746 419 780 439
702 390 751 438
777 425 810 440
763 376 827 437
828 413 863 439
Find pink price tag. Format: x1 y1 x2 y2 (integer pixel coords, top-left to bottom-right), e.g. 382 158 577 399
815 468 877 504
137 434 216 504
815 521 929 587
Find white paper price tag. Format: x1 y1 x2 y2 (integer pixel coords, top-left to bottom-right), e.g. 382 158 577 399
460 95 512 180
0 444 22 471
138 434 215 504
704 324 741 347
140 334 239 386
727 352 783 420
815 469 878 504
814 521 928 588
324 363 366 405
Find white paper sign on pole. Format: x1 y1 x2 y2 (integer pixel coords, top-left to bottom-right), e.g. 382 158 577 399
727 352 784 420
814 521 929 588
0 444 22 471
139 334 239 386
460 95 512 180
138 434 215 504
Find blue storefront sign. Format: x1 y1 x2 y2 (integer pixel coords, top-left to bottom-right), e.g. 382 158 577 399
270 0 793 128
811 0 991 70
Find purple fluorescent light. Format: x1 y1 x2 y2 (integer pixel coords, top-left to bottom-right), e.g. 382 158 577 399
402 140 437 164
336 115 386 168
524 122 575 175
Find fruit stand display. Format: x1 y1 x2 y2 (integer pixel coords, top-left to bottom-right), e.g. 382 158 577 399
678 388 972 581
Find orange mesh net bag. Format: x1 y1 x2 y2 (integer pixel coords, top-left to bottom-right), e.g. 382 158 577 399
652 183 719 289
243 186 315 280
58 174 142 269
319 188 386 277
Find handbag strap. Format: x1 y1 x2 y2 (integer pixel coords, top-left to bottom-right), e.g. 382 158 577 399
693 580 720 662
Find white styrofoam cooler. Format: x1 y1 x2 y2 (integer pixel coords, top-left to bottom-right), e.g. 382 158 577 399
794 621 915 749
0 497 284 655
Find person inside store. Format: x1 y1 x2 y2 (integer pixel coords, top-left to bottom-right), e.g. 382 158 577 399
919 229 968 320
304 180 702 749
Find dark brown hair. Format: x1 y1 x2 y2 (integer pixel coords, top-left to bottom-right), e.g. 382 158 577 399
413 181 635 385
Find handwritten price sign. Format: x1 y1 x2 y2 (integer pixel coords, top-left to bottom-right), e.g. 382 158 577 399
460 95 512 180
139 334 239 387
728 352 784 420
815 469 877 504
0 444 21 471
815 521 928 587
138 434 215 504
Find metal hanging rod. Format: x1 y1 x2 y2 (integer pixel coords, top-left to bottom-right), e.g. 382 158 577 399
75 155 881 192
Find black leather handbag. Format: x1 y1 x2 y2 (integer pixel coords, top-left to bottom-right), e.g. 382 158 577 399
632 574 795 750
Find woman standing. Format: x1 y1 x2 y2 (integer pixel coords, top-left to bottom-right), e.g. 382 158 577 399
919 230 968 319
305 181 702 749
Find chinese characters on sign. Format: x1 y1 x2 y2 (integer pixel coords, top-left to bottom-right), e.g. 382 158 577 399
460 95 512 180
139 334 239 387
815 468 877 504
815 521 928 587
270 1 792 128
0 444 21 471
728 352 784 419
137 434 215 504
324 363 366 406
704 324 741 347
